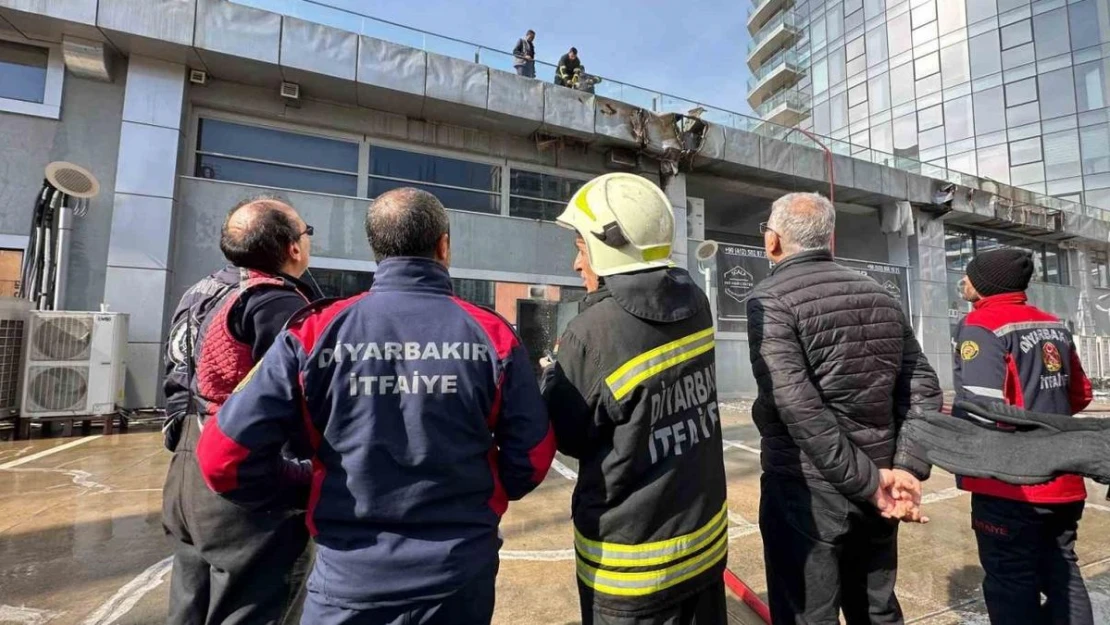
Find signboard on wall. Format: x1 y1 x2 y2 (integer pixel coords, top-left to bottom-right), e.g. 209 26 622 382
715 243 911 333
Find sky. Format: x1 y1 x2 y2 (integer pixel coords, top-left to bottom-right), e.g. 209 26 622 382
309 0 755 115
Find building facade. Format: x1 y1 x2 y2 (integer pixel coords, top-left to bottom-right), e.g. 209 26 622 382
1 0 1109 408
750 0 1110 373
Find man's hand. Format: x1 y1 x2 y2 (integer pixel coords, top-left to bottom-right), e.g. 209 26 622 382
869 469 929 524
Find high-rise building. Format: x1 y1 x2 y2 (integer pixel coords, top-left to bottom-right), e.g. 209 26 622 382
748 0 1110 212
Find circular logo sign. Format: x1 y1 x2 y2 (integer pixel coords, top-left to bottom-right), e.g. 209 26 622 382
960 340 979 361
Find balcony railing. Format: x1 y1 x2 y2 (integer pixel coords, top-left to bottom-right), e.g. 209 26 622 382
228 0 1110 223
748 11 799 57
755 89 810 118
747 48 804 89
747 0 794 31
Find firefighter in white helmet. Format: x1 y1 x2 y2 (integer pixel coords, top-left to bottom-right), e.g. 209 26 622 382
541 173 728 624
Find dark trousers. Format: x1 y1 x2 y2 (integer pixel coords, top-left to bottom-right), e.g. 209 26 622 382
163 417 310 625
514 61 535 78
578 580 727 625
759 474 903 625
972 494 1093 625
302 559 498 625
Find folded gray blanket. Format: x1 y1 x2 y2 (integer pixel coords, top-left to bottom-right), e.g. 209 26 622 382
901 400 1110 486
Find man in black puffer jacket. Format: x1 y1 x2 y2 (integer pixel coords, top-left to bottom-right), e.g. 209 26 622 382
746 192 942 625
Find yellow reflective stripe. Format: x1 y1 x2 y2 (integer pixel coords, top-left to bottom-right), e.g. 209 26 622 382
612 341 714 400
574 180 598 221
642 245 671 261
575 529 728 597
605 328 714 392
574 504 727 567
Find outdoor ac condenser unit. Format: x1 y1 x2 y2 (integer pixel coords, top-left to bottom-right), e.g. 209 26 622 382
21 312 128 418
0 297 33 418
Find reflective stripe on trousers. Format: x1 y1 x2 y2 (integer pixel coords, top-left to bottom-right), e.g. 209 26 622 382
574 503 729 597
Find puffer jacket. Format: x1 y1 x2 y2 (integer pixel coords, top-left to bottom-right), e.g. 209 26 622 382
746 250 942 500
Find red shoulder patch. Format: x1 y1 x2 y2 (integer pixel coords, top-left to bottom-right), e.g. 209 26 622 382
451 298 519 359
287 293 368 354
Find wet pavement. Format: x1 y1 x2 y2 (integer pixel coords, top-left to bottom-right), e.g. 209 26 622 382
1 404 1110 624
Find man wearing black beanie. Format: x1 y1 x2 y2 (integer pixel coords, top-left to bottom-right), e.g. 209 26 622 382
953 247 1094 625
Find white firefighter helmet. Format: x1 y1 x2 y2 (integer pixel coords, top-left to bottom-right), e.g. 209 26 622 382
556 173 676 276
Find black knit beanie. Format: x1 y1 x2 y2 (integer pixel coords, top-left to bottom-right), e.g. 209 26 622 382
966 248 1034 297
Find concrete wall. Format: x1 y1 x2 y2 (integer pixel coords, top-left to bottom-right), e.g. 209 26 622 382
0 67 127 310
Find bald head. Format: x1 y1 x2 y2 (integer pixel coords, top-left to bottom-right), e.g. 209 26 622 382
220 195 310 276
366 187 450 263
767 192 836 255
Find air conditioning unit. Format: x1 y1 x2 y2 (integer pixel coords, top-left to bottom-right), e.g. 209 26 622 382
21 312 128 418
0 298 33 418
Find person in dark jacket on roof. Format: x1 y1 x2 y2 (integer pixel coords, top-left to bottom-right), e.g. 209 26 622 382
746 192 942 625
196 187 556 625
953 248 1093 625
555 47 582 87
541 173 728 625
512 30 536 78
162 196 319 625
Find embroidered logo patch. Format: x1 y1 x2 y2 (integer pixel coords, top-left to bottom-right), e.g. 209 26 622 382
960 340 979 361
1042 342 1063 373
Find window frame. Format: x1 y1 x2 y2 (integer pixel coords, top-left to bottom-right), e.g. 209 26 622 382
946 226 1070 285
366 138 506 216
0 35 64 120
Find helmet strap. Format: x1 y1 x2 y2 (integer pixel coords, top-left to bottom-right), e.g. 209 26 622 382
593 222 628 249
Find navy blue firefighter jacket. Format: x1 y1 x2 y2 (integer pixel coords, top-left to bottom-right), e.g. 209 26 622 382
196 257 557 608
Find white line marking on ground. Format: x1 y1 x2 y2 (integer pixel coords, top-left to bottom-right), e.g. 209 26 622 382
0 436 101 470
1085 502 1110 514
550 459 578 481
4 467 112 494
921 487 968 504
722 439 761 455
80 556 173 625
0 605 64 625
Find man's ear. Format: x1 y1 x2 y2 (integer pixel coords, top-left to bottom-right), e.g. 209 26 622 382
436 233 451 267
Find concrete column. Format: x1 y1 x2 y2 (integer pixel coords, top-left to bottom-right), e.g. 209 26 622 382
103 56 186 407
662 173 689 271
907 210 954 389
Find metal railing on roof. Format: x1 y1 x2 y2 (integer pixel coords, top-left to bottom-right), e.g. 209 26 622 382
228 0 1110 224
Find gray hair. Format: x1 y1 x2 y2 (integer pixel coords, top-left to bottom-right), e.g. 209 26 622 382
767 192 836 252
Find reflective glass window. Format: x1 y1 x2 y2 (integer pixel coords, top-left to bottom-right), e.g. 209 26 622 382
1039 67 1077 119
1090 250 1110 288
1069 0 1104 52
849 82 868 107
967 0 998 25
1033 8 1069 60
937 0 966 35
872 120 894 153
1081 124 1110 174
969 30 1002 79
1005 77 1037 107
919 103 944 130
888 12 912 57
974 86 1006 135
813 15 828 49
312 269 375 298
1001 20 1032 50
848 36 866 61
1007 101 1041 127
912 1 936 27
828 3 845 41
916 52 941 79
0 40 48 104
831 92 849 129
1042 129 1081 180
945 229 974 272
894 113 918 153
941 41 970 88
509 170 587 220
1003 43 1036 70
814 57 830 94
945 95 974 141
978 143 1011 182
1009 136 1042 166
848 55 868 78
195 118 359 196
891 62 916 105
1075 61 1108 112
830 47 847 85
869 72 891 112
866 26 888 66
813 100 832 134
